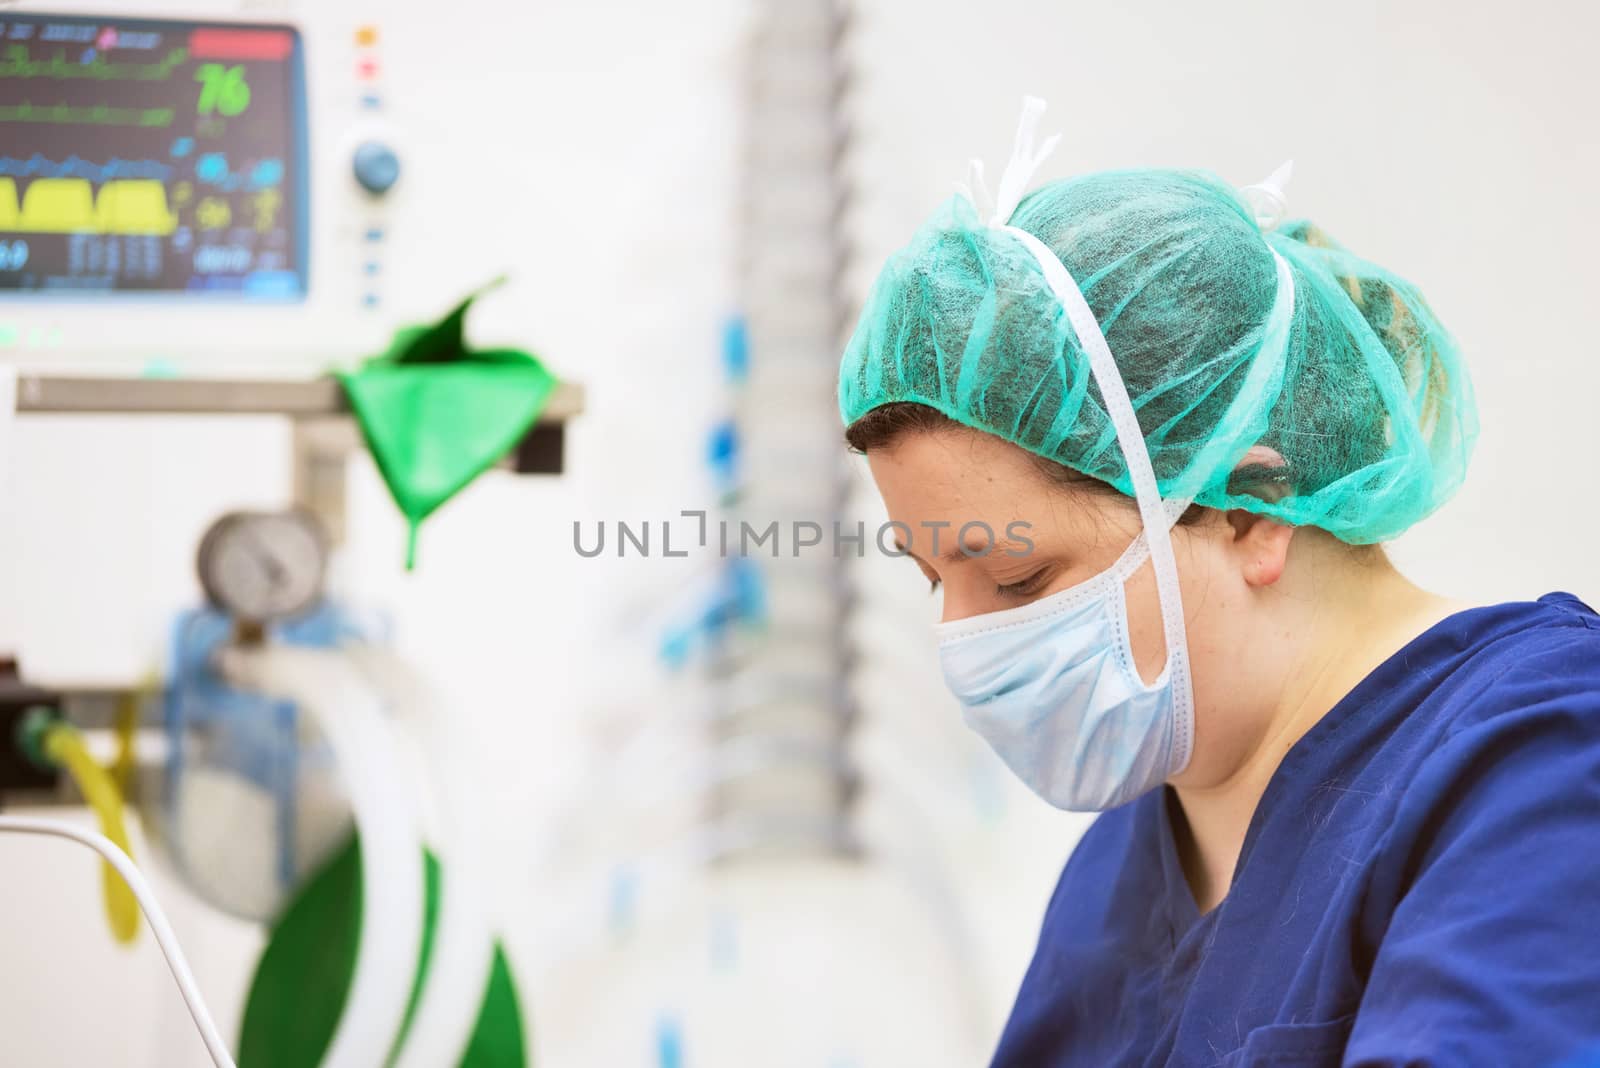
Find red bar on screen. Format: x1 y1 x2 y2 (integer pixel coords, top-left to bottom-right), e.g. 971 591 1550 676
188 27 294 61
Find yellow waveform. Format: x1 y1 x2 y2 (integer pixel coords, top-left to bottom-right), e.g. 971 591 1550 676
0 177 177 235
95 180 178 235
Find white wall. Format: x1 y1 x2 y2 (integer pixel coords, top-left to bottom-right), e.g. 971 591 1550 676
2 1 1597 1066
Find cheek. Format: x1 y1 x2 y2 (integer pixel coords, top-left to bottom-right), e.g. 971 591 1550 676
1121 564 1168 685
1120 537 1238 685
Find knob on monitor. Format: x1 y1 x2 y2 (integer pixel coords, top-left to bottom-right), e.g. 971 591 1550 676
352 141 401 195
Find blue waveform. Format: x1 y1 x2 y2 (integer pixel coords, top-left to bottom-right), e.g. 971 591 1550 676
250 159 284 189
193 153 284 192
195 152 229 184
191 153 284 192
0 153 172 182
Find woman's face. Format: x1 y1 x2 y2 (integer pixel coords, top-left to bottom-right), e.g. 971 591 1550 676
865 427 1284 790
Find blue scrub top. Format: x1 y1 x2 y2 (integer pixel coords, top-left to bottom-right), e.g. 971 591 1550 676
992 593 1600 1068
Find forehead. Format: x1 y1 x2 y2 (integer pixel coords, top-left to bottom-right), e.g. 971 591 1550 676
865 429 1064 552
868 424 1031 489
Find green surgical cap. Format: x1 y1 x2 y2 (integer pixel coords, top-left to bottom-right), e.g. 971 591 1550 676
838 165 1477 543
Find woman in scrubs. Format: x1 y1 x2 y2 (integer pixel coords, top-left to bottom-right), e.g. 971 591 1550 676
839 101 1600 1067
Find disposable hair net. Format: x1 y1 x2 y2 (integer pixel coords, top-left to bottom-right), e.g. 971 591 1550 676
839 155 1477 544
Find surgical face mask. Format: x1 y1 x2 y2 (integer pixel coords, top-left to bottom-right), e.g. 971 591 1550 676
934 505 1193 812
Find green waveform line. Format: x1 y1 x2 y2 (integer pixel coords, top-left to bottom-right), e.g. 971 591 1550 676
0 102 175 127
0 44 190 81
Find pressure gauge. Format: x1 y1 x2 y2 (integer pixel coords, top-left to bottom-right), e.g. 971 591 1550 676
197 510 329 623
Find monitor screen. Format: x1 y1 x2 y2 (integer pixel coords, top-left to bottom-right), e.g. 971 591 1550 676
0 13 306 297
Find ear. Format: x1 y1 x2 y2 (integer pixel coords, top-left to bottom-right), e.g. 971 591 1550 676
1226 509 1296 587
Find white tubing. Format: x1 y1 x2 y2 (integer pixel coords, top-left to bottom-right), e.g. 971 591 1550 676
216 645 425 1068
343 645 498 1068
0 816 237 1068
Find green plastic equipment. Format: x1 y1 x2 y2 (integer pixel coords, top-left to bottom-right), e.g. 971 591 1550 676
238 832 527 1067
339 279 559 568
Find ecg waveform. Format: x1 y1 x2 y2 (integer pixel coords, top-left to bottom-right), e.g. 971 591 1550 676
0 154 173 182
0 177 178 235
0 44 189 81
0 102 175 127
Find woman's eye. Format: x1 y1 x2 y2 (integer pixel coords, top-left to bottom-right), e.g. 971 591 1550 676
907 558 941 593
996 571 1047 598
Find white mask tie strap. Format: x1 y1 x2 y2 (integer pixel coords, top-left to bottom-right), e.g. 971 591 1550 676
969 95 1196 771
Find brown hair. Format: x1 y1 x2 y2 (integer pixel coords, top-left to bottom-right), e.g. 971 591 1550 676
845 403 1392 567
844 402 1209 526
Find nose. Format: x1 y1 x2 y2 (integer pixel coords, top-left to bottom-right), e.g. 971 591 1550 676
938 590 987 626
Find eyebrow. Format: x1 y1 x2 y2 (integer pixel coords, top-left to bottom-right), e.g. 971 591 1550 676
895 537 1032 564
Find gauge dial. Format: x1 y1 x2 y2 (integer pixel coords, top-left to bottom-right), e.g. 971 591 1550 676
197 510 328 623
